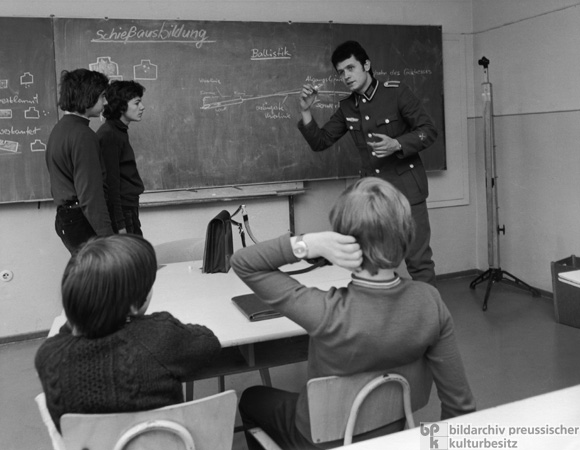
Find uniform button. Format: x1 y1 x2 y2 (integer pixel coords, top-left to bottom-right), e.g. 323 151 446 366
368 133 373 138
365 115 370 120
375 169 380 174
362 99 367 103
410 164 414 169
385 119 390 124
349 125 354 130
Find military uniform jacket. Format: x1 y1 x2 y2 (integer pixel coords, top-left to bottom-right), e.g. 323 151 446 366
298 80 437 205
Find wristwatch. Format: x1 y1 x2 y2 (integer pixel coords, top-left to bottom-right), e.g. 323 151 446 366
292 234 309 259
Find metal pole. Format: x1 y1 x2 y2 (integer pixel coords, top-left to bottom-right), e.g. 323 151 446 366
481 62 500 269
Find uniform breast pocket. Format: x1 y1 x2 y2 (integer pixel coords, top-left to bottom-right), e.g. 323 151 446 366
376 116 400 137
346 120 366 146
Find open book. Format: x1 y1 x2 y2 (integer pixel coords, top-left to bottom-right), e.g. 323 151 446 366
231 293 282 322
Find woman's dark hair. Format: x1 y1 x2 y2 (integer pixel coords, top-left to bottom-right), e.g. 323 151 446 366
331 40 374 77
57 69 109 114
62 234 158 338
102 80 145 120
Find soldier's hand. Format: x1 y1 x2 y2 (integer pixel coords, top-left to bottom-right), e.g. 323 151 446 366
299 84 320 111
367 133 401 158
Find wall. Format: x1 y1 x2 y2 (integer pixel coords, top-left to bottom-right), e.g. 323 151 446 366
471 0 580 291
0 0 477 339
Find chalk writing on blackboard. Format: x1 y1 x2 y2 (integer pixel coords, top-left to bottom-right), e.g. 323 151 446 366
250 47 292 61
0 74 45 142
20 72 34 86
24 107 40 119
89 57 122 80
0 139 19 154
200 88 348 112
31 139 46 152
92 22 216 48
134 60 158 81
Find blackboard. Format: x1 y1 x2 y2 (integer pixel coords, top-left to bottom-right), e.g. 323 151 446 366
0 17 58 203
54 19 444 192
0 18 444 203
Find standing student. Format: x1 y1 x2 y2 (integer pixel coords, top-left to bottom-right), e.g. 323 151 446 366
35 234 221 432
231 178 475 450
97 80 146 235
298 40 438 286
46 69 113 254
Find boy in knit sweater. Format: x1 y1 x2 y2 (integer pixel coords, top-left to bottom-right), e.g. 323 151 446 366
35 234 220 431
231 177 475 449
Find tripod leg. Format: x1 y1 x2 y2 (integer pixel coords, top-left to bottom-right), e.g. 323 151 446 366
481 269 500 311
470 269 492 289
499 270 541 297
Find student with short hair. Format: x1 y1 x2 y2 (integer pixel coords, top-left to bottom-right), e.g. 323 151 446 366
46 69 113 253
231 178 476 450
97 80 146 236
35 234 221 432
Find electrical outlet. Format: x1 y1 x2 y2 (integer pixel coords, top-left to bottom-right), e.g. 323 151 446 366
1 270 13 282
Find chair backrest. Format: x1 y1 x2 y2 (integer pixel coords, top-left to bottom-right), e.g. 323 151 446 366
35 393 66 450
48 390 236 450
155 238 205 264
307 358 433 445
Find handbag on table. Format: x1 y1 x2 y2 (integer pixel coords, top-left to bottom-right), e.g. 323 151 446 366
202 210 234 273
202 205 327 274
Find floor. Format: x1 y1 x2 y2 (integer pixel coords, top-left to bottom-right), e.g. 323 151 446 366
3 274 580 450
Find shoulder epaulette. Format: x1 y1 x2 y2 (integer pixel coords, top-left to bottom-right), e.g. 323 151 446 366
383 80 401 88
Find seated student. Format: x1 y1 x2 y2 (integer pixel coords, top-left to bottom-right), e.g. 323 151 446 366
230 177 476 450
97 80 146 236
35 234 221 432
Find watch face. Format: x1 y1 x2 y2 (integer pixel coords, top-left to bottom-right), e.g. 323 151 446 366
293 241 308 258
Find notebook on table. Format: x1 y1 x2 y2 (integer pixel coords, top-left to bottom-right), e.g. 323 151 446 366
231 293 282 322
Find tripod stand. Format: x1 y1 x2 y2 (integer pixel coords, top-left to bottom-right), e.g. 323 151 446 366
469 57 540 311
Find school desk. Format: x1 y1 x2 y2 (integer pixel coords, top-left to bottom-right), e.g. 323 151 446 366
150 260 352 398
340 384 580 449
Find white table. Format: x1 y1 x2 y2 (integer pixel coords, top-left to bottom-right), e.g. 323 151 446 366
149 260 351 347
342 384 580 449
150 260 351 398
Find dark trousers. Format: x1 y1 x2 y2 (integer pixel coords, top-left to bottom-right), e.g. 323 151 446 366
407 201 436 286
239 386 405 450
55 207 96 254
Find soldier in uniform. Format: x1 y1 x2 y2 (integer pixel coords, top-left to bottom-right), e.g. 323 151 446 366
298 40 438 286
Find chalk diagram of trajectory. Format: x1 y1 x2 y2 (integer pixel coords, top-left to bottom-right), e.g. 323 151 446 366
200 87 348 111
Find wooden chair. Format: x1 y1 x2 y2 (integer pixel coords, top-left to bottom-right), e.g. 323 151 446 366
249 358 433 449
35 390 237 450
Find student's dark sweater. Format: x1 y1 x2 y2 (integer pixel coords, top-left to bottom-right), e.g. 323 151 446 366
97 119 145 231
45 114 113 236
35 312 221 431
